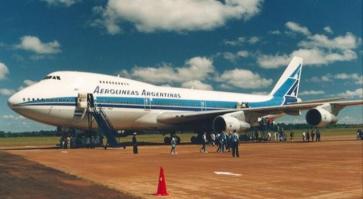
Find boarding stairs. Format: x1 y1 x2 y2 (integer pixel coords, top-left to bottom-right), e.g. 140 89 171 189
86 94 119 147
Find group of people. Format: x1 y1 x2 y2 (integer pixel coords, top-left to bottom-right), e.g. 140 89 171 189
253 126 322 143
59 134 103 149
302 128 321 142
199 131 240 157
167 131 240 157
131 127 326 157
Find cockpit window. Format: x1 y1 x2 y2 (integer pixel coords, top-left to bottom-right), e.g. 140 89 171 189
43 75 61 80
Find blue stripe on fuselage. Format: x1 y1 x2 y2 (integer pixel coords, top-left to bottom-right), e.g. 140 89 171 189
17 95 286 111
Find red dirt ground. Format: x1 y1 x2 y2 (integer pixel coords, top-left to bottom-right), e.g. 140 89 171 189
0 151 139 199
6 135 363 199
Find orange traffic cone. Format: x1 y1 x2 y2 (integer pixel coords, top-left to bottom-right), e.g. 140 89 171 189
155 167 169 196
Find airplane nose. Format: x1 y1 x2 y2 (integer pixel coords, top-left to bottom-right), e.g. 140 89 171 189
8 93 20 108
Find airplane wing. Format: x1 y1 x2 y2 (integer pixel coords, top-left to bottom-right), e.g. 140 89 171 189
157 99 363 124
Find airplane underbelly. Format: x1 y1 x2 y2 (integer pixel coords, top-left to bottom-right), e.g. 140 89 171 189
31 106 174 130
107 108 172 130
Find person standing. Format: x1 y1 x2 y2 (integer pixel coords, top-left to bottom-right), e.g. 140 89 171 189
200 132 208 153
306 130 310 142
231 130 240 158
356 129 361 140
226 133 231 152
315 128 321 142
302 131 306 142
86 136 91 148
64 136 68 149
254 130 259 142
311 130 315 142
290 131 294 142
170 136 177 155
210 132 216 146
132 133 138 154
221 131 226 152
216 132 221 152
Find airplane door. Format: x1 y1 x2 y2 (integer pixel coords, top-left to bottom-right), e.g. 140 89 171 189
201 101 206 111
76 93 88 109
144 98 152 110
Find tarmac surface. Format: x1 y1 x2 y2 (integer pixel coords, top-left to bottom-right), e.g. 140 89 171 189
2 135 363 199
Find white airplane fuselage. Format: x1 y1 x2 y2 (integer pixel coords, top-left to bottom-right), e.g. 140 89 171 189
8 71 283 131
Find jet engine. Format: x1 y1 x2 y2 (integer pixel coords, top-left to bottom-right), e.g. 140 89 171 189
213 115 251 133
305 107 337 127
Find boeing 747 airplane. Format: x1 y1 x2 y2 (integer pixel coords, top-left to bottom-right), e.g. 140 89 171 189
8 57 363 145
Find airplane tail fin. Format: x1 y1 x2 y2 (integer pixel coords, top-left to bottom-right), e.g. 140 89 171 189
269 56 303 104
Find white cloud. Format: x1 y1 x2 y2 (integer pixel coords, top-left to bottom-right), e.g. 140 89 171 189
309 73 362 85
285 21 311 36
291 48 357 65
334 73 363 85
248 36 259 44
258 22 360 68
298 32 358 50
338 88 363 98
23 80 36 86
338 114 363 124
181 80 213 90
96 0 263 34
16 35 61 54
299 90 325 96
121 56 214 85
0 62 9 80
41 0 81 7
224 37 246 46
121 56 272 90
323 26 333 34
0 88 16 96
257 54 290 69
217 68 273 89
269 30 281 35
222 50 249 62
1 114 24 120
237 50 249 57
309 75 332 82
224 36 260 46
1 80 37 97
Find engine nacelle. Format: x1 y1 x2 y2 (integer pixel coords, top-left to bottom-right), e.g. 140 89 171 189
213 115 251 133
306 107 337 127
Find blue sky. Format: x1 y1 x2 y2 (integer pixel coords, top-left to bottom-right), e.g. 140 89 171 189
0 0 362 132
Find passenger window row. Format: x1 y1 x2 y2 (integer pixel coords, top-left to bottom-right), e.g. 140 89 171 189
22 97 74 102
99 80 129 86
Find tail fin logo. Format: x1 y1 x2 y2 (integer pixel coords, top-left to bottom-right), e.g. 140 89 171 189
269 56 303 100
